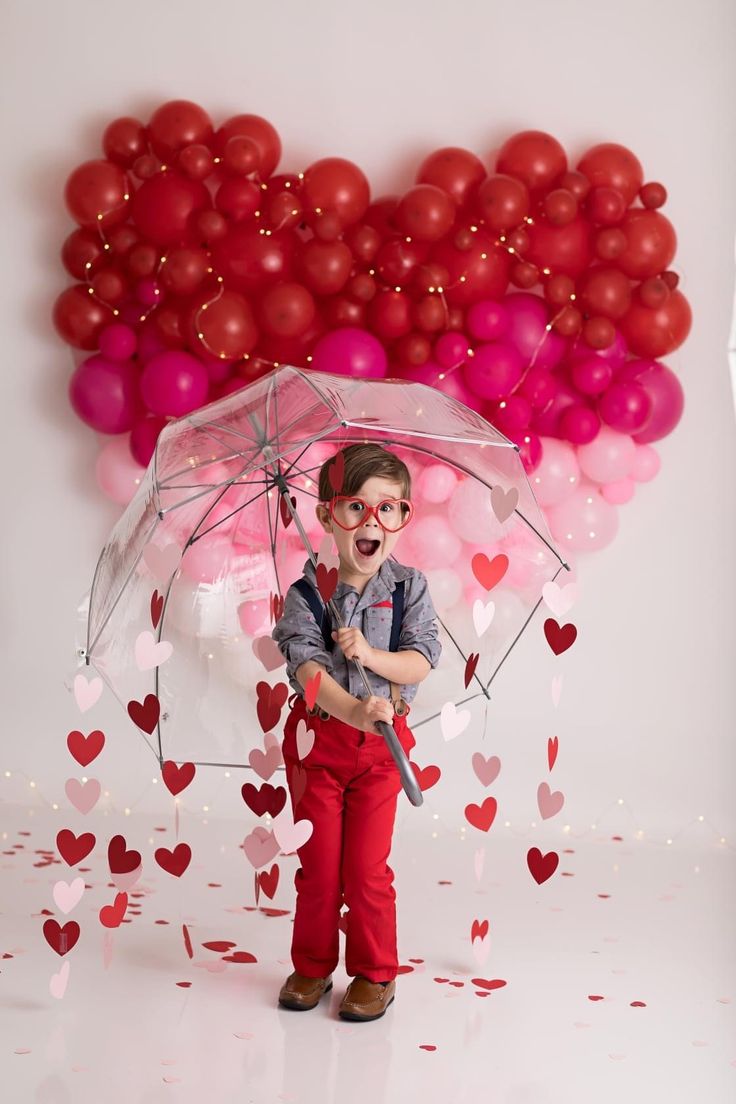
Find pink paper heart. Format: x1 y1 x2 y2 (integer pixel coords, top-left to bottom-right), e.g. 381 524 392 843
471 753 501 787
474 847 485 882
242 826 281 869
551 674 563 707
52 877 85 915
296 718 315 761
73 673 102 713
248 745 282 781
142 541 180 580
537 782 565 819
102 929 114 969
134 630 173 671
273 813 313 855
542 580 577 617
490 485 519 523
110 866 142 893
252 635 286 672
49 959 70 999
64 777 101 815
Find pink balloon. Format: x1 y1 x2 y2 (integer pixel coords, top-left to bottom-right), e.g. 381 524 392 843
434 331 470 368
462 341 524 400
180 533 234 584
448 478 505 543
630 443 661 481
601 477 636 504
417 462 458 503
69 355 141 433
577 425 636 483
466 300 509 342
532 438 581 506
503 292 565 371
618 359 685 444
99 323 137 361
401 514 461 570
598 380 652 433
95 434 146 504
545 480 619 552
140 350 209 416
311 327 387 378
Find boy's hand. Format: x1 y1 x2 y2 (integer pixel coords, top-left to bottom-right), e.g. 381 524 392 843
349 694 394 735
331 626 374 667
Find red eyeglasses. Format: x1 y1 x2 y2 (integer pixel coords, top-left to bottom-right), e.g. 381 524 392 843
323 496 414 533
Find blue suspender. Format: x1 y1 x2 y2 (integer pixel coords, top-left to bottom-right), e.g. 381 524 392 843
292 576 405 655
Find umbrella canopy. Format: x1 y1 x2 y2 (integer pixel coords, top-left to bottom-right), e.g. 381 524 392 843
76 365 569 770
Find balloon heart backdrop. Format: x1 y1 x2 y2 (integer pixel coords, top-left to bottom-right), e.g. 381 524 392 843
54 100 690 553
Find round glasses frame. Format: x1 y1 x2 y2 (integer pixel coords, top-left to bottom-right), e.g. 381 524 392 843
323 495 414 533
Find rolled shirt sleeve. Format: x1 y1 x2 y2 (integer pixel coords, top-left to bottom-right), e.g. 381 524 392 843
397 569 442 670
271 583 335 692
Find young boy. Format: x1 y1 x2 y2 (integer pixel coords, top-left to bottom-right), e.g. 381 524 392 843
272 442 442 1022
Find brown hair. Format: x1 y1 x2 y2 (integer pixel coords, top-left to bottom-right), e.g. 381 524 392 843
317 443 411 502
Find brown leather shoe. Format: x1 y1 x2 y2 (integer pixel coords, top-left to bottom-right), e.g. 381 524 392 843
338 976 396 1021
278 971 333 1011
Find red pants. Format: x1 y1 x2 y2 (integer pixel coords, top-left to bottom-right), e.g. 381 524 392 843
281 694 417 984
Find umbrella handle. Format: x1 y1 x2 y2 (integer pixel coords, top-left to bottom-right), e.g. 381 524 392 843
375 719 424 807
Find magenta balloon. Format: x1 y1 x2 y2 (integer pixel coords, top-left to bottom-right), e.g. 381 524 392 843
466 299 509 341
99 323 137 362
558 403 600 444
597 380 652 432
140 350 209 416
519 364 558 410
434 331 470 368
462 341 524 400
311 327 387 378
69 354 140 433
616 359 685 444
489 394 532 434
130 414 168 466
570 355 613 396
569 328 628 370
402 360 482 411
503 293 565 371
137 324 171 362
531 376 579 436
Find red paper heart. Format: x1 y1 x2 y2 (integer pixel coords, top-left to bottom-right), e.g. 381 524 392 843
241 781 287 818
548 736 559 770
258 863 280 900
222 951 258 964
471 977 507 991
303 670 322 712
43 919 80 957
471 553 509 591
328 452 345 493
150 589 164 630
155 843 192 877
471 919 489 942
99 891 128 928
126 693 160 734
411 762 441 792
315 562 338 605
543 618 578 655
464 652 479 688
56 828 95 866
279 493 296 528
108 833 142 875
66 728 105 767
526 846 559 884
161 760 196 796
256 679 288 732
464 796 497 833
288 762 308 807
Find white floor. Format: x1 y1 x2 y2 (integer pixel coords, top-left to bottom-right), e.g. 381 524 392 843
2 801 734 1104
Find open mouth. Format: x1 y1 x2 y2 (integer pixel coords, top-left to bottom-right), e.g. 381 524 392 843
354 537 382 560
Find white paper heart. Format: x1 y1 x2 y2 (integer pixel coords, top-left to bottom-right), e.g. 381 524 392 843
49 959 70 999
73 673 102 713
242 826 281 869
474 847 485 882
542 580 577 617
134 630 173 671
252 635 285 672
490 485 519 523
273 812 313 854
440 701 471 742
551 674 563 707
142 541 180 580
296 718 315 761
471 753 501 788
472 597 496 638
102 929 114 970
64 777 101 815
537 782 565 819
52 877 85 915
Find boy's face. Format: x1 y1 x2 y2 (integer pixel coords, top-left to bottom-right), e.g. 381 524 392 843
316 475 409 583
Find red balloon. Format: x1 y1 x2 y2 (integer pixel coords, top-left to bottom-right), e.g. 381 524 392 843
102 117 147 166
395 184 456 242
368 290 412 340
214 177 261 222
525 214 593 277
375 237 430 287
543 189 578 226
586 186 627 226
53 285 114 349
177 143 215 181
159 247 209 296
61 228 105 279
364 196 400 237
64 160 130 230
615 209 677 279
577 266 632 320
188 289 258 359
213 114 282 177
131 171 210 245
147 100 214 161
302 158 370 227
476 174 529 232
619 289 691 357
416 147 485 208
640 181 667 209
576 143 643 206
495 130 567 193
299 240 353 296
210 224 297 295
430 229 511 306
259 282 316 338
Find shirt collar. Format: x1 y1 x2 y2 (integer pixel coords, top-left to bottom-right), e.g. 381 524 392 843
301 554 413 607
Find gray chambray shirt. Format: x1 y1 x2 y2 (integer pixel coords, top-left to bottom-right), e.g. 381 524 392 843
271 555 442 704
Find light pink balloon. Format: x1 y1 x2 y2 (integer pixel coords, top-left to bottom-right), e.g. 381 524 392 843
237 596 271 637
424 567 463 610
577 425 636 483
400 515 461 570
630 443 661 481
601 478 636 504
529 438 580 507
95 435 146 505
448 478 506 543
180 533 234 584
545 481 619 552
417 462 458 503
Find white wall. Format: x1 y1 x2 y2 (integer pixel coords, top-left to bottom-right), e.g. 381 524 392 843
2 0 734 842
